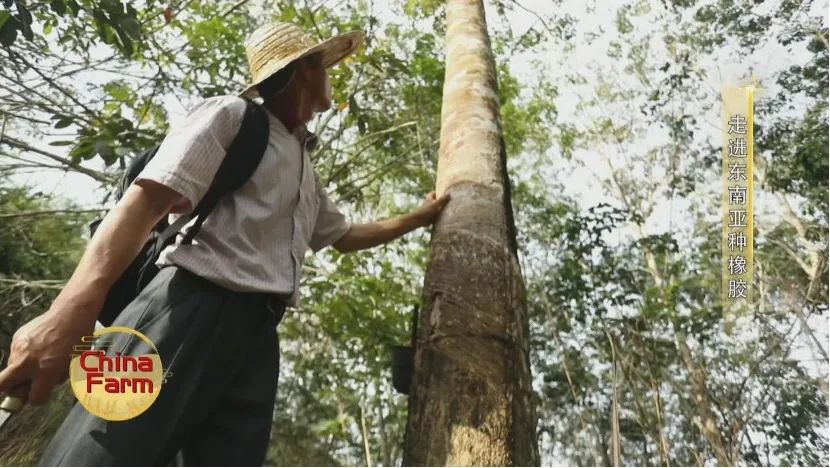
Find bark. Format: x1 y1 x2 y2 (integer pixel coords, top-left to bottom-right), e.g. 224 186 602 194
674 330 734 466
402 0 539 465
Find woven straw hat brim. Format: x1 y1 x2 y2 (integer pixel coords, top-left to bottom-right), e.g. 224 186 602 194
239 30 364 99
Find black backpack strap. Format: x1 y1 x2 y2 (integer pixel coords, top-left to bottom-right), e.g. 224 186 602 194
180 97 270 245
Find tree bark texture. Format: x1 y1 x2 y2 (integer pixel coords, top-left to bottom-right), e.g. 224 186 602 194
402 0 539 465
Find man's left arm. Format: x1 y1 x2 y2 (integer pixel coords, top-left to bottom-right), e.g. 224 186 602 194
309 185 450 254
333 190 450 253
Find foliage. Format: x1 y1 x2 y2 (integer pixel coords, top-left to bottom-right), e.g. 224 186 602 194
0 181 91 340
0 180 89 466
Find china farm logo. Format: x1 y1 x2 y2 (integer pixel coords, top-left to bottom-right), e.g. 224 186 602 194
69 326 164 421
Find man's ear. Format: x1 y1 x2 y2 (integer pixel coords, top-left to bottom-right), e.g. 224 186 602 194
296 58 313 81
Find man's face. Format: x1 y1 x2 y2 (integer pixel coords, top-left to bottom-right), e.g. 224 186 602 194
301 55 332 113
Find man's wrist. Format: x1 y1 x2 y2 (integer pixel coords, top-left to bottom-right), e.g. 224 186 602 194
404 209 428 229
48 295 102 322
47 277 109 322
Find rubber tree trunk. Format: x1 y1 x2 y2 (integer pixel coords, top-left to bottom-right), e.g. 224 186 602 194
401 0 539 465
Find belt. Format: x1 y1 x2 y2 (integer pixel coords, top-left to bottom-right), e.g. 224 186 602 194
166 265 288 325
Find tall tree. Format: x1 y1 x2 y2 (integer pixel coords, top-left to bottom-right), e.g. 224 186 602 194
402 0 539 465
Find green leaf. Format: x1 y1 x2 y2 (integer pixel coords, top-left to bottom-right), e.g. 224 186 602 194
0 15 18 46
69 141 93 161
49 0 67 16
65 0 80 15
15 3 32 26
53 117 73 129
19 22 33 41
95 140 116 164
113 26 134 56
119 17 141 39
104 82 130 101
0 11 11 30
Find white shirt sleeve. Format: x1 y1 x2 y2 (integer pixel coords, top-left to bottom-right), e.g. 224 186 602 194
309 172 352 253
134 95 247 213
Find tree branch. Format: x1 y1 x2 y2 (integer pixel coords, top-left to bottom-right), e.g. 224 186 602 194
0 136 112 183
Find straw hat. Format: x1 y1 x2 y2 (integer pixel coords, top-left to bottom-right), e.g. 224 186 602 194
239 21 364 99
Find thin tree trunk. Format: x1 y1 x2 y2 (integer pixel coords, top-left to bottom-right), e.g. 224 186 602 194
605 330 622 467
401 0 539 465
359 404 373 467
652 381 671 466
674 329 733 466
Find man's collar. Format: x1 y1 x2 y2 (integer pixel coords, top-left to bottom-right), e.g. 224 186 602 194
261 103 319 152
304 129 319 151
293 124 319 151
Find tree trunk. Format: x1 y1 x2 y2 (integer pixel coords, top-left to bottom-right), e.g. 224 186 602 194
401 0 539 465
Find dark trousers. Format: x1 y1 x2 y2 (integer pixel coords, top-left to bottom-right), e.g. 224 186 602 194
38 265 286 466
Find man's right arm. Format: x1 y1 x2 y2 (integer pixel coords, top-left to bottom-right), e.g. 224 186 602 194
52 180 185 321
0 95 246 406
0 180 183 406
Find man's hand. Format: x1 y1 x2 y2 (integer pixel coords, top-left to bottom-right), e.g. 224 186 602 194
413 191 451 227
0 310 95 405
0 180 182 407
332 190 451 254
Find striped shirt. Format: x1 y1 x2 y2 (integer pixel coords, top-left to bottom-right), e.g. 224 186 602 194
134 95 351 308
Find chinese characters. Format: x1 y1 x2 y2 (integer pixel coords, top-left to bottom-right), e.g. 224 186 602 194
722 87 755 312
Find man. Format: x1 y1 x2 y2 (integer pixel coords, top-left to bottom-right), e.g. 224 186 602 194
0 21 449 466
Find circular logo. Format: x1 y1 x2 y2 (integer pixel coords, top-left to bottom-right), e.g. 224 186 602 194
69 326 164 421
